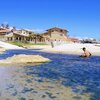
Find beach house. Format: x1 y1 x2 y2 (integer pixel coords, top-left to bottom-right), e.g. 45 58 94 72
0 28 11 41
42 27 69 43
68 37 79 43
0 25 77 44
5 29 45 43
5 29 34 42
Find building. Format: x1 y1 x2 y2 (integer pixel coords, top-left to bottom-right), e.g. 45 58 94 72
68 37 79 43
0 28 11 41
5 29 34 42
0 26 76 44
80 38 99 44
5 29 45 43
42 27 69 43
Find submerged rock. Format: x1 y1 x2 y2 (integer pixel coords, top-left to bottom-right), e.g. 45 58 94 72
0 54 51 64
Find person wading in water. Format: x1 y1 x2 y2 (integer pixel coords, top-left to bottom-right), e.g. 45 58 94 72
80 47 91 57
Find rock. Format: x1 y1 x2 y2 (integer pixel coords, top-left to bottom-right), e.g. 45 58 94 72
0 47 6 54
0 54 51 64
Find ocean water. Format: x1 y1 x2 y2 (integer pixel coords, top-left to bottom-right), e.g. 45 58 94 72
0 49 100 100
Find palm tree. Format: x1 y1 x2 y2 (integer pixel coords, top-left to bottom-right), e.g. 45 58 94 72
11 26 16 32
5 24 9 29
1 24 5 29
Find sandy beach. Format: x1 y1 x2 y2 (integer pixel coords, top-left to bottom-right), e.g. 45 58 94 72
29 43 100 56
0 41 100 56
0 41 24 49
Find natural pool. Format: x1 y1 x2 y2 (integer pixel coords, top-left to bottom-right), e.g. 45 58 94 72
0 49 100 100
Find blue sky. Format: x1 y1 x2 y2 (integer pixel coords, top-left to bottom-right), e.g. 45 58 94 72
0 0 100 39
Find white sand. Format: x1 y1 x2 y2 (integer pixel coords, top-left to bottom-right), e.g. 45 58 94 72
0 41 100 56
32 43 100 56
0 41 23 49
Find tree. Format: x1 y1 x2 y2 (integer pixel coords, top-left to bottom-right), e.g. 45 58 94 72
1 24 5 29
11 26 16 32
5 24 9 29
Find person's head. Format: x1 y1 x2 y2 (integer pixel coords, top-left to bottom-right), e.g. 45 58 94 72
82 47 86 51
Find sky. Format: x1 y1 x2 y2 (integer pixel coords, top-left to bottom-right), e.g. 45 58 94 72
0 0 100 40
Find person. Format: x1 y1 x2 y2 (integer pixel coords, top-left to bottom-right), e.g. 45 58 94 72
80 47 91 57
51 41 54 48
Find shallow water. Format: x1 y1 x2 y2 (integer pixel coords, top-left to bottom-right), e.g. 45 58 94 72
0 49 100 100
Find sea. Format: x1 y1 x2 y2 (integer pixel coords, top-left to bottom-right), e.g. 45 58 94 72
0 49 100 100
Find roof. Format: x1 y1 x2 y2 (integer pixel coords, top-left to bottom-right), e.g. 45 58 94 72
13 32 29 37
68 37 79 42
46 27 68 32
5 32 13 37
69 37 79 40
18 29 33 32
0 29 11 33
42 32 49 35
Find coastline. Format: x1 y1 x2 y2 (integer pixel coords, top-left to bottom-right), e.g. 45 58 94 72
0 42 100 56
29 43 100 56
0 43 99 100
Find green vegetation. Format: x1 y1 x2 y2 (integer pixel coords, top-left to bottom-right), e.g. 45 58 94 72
9 41 47 47
9 42 31 47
